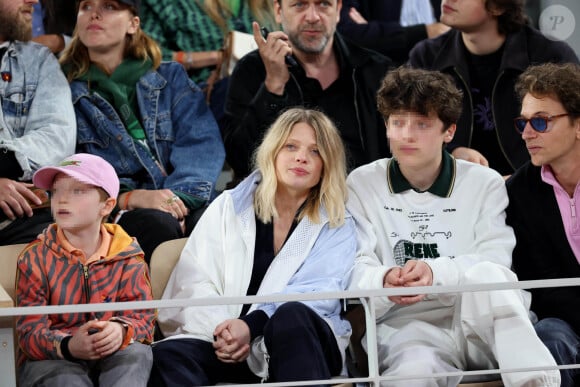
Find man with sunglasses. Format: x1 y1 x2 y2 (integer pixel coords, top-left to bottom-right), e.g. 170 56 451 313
506 62 580 387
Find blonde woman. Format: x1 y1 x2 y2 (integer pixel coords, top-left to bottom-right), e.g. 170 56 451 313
59 0 225 263
150 108 356 386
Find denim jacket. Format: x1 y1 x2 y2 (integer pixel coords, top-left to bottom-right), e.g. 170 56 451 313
0 41 76 180
70 61 225 202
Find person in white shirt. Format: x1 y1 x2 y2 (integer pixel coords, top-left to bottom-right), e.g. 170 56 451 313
346 66 559 387
150 108 356 386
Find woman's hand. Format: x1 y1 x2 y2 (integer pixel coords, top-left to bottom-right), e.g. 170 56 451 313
122 189 189 220
213 319 251 363
348 7 368 24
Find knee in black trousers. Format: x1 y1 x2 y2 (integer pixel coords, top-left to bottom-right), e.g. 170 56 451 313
263 302 343 384
149 338 258 387
0 208 53 245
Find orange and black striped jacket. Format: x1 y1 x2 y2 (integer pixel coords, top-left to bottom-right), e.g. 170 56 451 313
16 223 155 365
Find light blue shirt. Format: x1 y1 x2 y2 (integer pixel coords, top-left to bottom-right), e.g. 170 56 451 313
400 0 436 26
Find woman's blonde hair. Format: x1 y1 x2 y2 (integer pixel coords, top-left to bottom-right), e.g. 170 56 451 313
59 5 162 81
253 108 348 228
200 0 276 31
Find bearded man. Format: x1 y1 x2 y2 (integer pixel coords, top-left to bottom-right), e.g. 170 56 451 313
0 0 75 245
222 0 393 181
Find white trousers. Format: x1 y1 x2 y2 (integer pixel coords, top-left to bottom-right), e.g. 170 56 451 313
375 262 560 387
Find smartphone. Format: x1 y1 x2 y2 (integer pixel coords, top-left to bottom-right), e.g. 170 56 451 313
260 27 298 67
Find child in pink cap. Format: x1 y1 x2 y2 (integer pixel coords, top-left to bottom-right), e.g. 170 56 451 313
15 153 155 387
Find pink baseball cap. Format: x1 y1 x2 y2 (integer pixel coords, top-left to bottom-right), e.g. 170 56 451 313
33 153 119 199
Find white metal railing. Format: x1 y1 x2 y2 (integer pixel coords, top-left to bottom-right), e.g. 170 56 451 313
1 278 580 387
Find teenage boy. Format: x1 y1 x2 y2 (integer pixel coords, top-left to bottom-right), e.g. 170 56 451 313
347 66 559 386
16 153 155 387
507 62 580 387
408 0 578 177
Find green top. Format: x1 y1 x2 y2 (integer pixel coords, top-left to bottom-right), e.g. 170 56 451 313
140 0 276 84
224 0 241 15
76 59 152 141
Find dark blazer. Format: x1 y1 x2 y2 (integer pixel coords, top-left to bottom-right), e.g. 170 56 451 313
506 162 580 335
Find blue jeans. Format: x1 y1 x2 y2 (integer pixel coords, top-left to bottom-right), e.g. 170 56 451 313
535 317 579 387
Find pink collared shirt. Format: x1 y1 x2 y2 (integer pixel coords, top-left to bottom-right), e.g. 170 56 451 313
541 165 580 264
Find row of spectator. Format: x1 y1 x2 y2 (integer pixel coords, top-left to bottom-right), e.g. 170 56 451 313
23 0 574 257
15 62 580 386
1 0 579 385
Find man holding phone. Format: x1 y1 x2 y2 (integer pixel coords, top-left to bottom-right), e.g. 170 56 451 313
222 0 393 181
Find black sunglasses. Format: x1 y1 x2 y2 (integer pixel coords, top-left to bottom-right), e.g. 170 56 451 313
513 113 569 134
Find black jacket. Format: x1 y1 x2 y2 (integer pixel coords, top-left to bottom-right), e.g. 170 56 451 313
506 162 580 335
409 26 579 173
338 0 441 65
223 33 393 178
